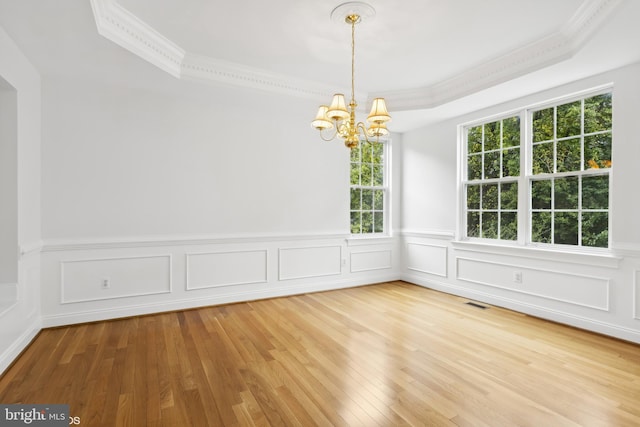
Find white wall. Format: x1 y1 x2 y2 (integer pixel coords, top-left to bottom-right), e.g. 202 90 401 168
400 62 640 343
38 73 401 327
0 82 17 286
0 24 42 373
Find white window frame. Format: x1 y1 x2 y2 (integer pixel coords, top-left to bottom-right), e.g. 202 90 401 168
458 85 613 252
350 137 391 237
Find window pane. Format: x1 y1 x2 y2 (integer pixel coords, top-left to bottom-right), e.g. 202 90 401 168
554 212 578 245
500 212 517 241
501 182 518 210
502 147 520 177
373 164 383 186
584 93 612 133
482 212 498 239
467 185 480 209
350 146 360 162
372 142 383 161
484 151 500 179
502 116 520 148
361 189 373 210
582 212 608 247
532 142 553 174
556 100 581 138
585 134 612 169
350 162 360 185
350 211 361 234
361 212 373 233
468 126 482 154
582 175 609 209
467 212 480 238
533 108 553 142
482 184 498 209
361 141 372 163
484 122 500 150
350 188 361 210
531 180 551 209
361 162 372 186
468 154 482 180
373 212 384 233
373 190 384 210
554 176 578 210
557 138 581 173
531 211 551 243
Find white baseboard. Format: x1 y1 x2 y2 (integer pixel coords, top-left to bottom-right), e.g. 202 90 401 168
42 273 400 327
0 317 41 375
402 272 640 344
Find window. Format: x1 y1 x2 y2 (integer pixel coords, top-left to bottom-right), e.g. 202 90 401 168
466 116 521 240
462 89 612 249
350 139 387 235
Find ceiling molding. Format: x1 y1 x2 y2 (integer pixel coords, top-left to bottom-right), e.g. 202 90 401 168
89 0 184 77
382 0 623 111
90 0 622 109
89 0 334 99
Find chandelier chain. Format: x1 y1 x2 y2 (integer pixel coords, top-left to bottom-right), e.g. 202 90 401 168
351 18 356 104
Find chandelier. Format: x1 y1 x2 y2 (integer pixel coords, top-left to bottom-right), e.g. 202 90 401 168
311 2 391 150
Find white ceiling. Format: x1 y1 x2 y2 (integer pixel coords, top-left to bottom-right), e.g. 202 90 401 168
0 0 638 131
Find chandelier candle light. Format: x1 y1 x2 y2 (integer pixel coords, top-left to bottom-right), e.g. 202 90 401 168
311 2 391 149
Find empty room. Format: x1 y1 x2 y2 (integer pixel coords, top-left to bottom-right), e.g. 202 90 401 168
1 0 639 425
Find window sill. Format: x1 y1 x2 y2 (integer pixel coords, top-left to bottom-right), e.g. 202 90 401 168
347 235 395 246
451 240 622 269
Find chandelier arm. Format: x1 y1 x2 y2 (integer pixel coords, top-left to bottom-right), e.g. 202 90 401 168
319 126 339 141
356 121 372 143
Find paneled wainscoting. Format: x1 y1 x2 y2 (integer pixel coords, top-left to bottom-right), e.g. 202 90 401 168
1 282 639 426
39 234 399 327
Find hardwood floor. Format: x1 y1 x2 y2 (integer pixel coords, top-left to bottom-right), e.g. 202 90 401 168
1 281 639 426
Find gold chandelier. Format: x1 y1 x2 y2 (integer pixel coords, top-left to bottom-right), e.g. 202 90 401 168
311 2 391 150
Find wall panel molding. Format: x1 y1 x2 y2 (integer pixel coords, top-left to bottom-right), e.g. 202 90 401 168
278 245 342 281
60 254 172 304
350 250 392 273
406 243 448 278
186 250 268 290
456 257 610 311
634 270 640 321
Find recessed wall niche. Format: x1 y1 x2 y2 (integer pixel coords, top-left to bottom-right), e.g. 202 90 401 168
0 76 18 310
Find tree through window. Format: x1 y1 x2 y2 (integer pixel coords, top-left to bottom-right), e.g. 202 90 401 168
350 139 387 234
462 89 612 248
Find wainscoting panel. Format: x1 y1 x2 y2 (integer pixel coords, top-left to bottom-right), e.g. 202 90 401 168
186 250 267 290
278 245 342 281
456 257 609 311
406 243 448 277
61 255 172 303
350 250 392 273
634 270 640 320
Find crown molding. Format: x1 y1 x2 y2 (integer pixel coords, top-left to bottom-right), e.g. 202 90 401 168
381 0 623 111
89 0 184 77
89 0 334 100
90 0 622 107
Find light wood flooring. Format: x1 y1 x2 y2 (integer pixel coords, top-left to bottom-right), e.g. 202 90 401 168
1 281 639 426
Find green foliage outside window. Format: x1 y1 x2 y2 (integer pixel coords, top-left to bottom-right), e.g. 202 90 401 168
465 91 612 248
530 93 611 248
351 140 385 234
465 116 520 241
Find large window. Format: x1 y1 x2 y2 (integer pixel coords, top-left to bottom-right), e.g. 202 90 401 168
462 89 612 249
350 139 387 235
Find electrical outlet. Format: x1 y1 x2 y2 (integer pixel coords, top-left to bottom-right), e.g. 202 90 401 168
513 271 522 284
102 278 110 289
